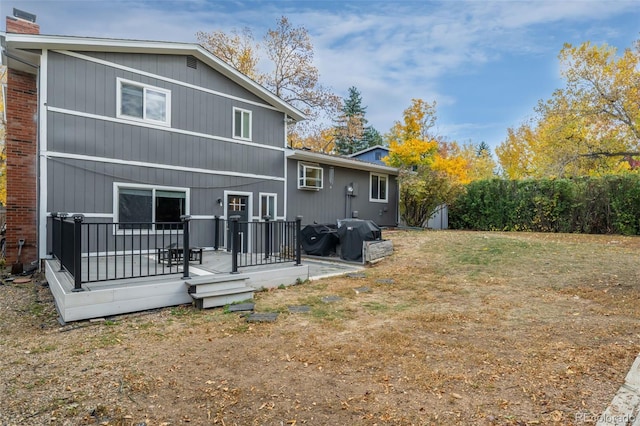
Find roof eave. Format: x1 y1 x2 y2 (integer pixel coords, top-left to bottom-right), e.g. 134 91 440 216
4 33 307 122
286 150 398 175
348 144 389 158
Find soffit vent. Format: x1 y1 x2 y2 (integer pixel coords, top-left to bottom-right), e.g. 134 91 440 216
186 56 197 69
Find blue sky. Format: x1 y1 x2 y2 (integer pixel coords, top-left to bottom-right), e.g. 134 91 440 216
2 0 638 151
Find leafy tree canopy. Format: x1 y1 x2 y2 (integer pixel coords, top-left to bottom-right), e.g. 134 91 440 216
497 38 640 178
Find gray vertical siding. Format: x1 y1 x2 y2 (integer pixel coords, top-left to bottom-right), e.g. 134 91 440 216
286 159 398 227
44 49 288 230
47 158 284 218
47 51 285 148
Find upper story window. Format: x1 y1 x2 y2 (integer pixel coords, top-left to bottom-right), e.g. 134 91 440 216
370 173 388 203
375 151 383 161
233 107 252 140
298 162 323 190
117 78 171 126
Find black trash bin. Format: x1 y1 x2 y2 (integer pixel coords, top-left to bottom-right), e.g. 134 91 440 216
301 224 339 256
336 219 382 262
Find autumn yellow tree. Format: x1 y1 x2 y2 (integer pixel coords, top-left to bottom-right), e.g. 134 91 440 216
384 100 470 226
384 99 438 169
497 38 640 178
289 127 335 154
463 142 497 181
196 27 261 81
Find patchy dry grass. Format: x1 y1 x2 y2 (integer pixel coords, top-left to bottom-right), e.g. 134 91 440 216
1 230 639 425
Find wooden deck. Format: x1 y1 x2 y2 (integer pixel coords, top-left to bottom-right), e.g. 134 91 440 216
45 250 362 323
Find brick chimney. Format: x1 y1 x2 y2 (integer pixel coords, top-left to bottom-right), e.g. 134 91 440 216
6 9 40 34
4 9 40 267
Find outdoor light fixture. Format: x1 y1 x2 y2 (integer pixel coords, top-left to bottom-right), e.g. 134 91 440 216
217 198 223 207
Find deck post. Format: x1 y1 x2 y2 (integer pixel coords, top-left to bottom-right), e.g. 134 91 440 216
295 216 302 266
214 215 220 251
230 215 240 273
54 212 68 272
72 214 84 291
181 215 191 280
263 215 271 260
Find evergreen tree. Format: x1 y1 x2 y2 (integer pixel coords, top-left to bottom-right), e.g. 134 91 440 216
477 141 491 156
334 87 369 155
362 126 384 148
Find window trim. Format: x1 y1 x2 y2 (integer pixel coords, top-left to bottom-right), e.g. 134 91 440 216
116 77 171 127
259 192 278 220
298 162 324 191
113 183 189 234
369 173 389 203
232 107 252 141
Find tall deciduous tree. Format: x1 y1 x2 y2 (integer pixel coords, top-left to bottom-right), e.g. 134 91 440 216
196 27 261 81
497 38 640 178
384 99 438 168
197 16 340 141
263 17 340 131
384 99 464 226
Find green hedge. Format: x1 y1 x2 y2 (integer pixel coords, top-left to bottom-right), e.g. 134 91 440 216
449 176 640 235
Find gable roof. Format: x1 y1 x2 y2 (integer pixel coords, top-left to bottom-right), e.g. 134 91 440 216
1 32 306 122
348 145 389 158
287 149 398 175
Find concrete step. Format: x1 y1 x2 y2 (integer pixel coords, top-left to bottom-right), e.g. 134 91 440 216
185 274 249 294
190 286 255 309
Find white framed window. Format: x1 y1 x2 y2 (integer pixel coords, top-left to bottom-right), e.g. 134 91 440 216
233 107 252 140
116 78 171 126
114 183 189 232
259 193 277 219
370 173 388 202
298 162 323 190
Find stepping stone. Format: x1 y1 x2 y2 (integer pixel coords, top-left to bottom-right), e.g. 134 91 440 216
246 312 278 323
288 305 311 313
321 295 342 303
227 303 255 312
346 272 366 279
376 278 395 285
353 286 371 294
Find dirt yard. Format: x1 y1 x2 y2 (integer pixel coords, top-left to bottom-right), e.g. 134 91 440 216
1 230 639 425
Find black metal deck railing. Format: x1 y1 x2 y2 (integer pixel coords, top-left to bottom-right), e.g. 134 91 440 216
51 213 187 290
228 216 302 273
50 213 302 290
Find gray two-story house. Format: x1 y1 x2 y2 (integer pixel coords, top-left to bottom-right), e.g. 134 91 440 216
3 13 398 267
2 13 398 321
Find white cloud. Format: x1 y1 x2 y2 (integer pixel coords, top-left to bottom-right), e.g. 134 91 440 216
4 0 637 144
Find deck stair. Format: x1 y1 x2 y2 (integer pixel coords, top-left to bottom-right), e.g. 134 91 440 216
185 274 254 309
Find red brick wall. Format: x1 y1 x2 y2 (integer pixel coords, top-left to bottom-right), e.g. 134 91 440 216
5 69 38 265
6 16 40 34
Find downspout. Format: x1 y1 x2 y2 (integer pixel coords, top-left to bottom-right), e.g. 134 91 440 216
38 50 47 260
283 114 288 220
